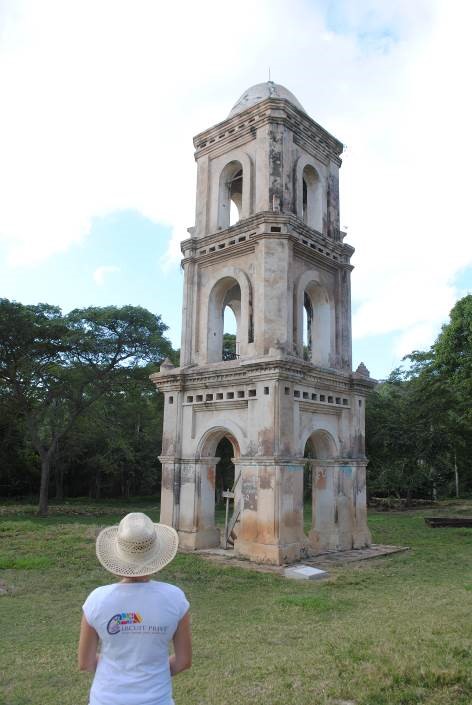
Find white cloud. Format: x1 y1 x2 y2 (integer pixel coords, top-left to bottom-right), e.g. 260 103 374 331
393 322 441 360
333 1 472 354
93 265 120 286
0 0 471 362
0 0 271 268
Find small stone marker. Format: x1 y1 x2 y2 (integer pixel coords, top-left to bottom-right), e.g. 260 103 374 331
284 564 328 580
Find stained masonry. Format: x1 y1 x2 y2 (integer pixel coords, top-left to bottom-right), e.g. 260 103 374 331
151 82 374 564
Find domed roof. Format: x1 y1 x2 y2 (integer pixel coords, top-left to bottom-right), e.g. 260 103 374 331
228 81 306 118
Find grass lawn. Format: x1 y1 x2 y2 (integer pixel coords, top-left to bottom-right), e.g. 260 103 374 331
2 498 472 705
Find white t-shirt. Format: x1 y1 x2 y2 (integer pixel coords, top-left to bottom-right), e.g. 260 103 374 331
82 580 189 705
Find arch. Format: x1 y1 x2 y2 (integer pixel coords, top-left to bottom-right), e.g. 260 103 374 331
294 270 335 367
223 305 238 359
217 152 253 229
193 426 243 548
196 424 242 460
303 292 313 361
215 437 235 506
205 266 253 363
303 428 339 460
302 428 339 539
295 156 324 232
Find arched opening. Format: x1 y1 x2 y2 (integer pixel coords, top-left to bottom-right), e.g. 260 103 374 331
214 434 240 548
222 284 240 360
230 200 239 226
207 277 242 362
215 437 235 512
197 427 241 548
303 292 312 361
229 169 242 225
306 430 337 460
303 282 333 367
302 164 322 231
303 439 315 535
218 161 243 229
303 429 338 534
223 304 238 360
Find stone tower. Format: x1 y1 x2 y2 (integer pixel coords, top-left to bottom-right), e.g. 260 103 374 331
151 82 374 564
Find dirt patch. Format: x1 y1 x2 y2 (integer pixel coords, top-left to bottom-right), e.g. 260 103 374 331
0 580 11 595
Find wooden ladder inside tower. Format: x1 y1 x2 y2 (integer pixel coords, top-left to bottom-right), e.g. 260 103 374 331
223 471 241 549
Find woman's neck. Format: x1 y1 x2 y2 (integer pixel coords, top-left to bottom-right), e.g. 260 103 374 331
120 576 151 583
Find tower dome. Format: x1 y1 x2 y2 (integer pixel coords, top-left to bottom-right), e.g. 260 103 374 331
228 81 306 118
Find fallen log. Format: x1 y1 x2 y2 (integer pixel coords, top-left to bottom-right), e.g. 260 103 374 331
425 517 472 528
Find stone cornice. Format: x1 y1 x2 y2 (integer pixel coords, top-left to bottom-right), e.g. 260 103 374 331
159 455 368 466
180 212 353 268
351 377 377 393
150 357 375 394
293 133 329 167
236 457 307 467
299 401 342 415
193 98 343 166
192 400 248 412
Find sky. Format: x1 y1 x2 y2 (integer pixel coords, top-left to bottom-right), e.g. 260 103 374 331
1 0 471 380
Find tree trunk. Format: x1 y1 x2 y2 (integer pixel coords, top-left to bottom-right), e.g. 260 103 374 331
406 487 412 507
454 450 459 498
38 453 51 516
55 461 64 501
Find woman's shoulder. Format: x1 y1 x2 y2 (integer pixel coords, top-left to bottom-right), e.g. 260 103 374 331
151 580 187 600
151 581 189 617
84 582 118 604
151 580 182 593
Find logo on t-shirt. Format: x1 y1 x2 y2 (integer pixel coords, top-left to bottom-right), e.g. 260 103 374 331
106 611 169 635
107 612 142 634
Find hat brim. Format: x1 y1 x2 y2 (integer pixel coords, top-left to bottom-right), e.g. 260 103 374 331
96 522 179 577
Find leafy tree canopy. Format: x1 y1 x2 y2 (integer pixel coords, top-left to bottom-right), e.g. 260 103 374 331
367 295 472 503
0 299 173 514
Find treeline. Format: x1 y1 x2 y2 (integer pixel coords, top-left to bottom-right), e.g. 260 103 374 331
1 295 471 514
0 366 165 501
0 300 176 514
366 295 472 503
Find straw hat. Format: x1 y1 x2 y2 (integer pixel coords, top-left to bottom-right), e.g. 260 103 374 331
96 512 179 577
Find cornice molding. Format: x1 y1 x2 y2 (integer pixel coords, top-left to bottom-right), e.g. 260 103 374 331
150 358 374 395
192 400 248 412
159 455 368 466
193 98 343 165
180 213 351 269
299 401 343 415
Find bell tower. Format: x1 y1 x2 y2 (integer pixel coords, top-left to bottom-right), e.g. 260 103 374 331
151 82 374 564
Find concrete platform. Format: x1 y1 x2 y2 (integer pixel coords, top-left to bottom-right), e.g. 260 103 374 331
191 544 409 575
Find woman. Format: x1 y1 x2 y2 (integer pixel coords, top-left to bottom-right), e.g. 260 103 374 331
78 512 191 705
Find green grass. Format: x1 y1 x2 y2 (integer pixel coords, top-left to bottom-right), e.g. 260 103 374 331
2 500 472 704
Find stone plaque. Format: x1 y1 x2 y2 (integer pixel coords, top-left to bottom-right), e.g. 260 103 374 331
284 564 328 580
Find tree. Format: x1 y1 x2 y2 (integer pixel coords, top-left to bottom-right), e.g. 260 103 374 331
55 365 165 500
367 367 456 502
0 300 173 515
222 333 237 360
366 295 472 502
428 295 472 494
0 391 39 497
432 295 472 420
